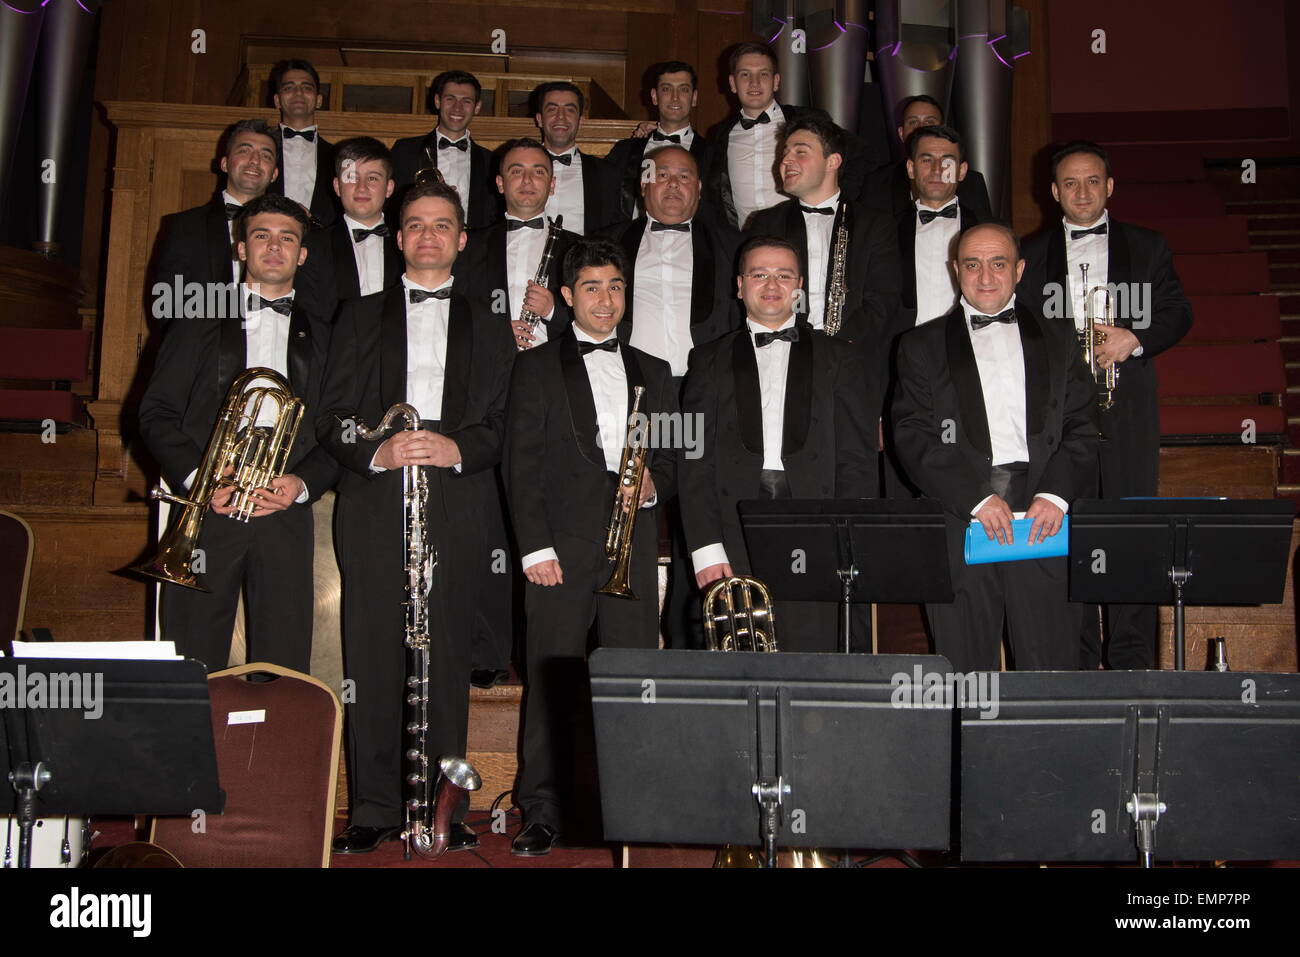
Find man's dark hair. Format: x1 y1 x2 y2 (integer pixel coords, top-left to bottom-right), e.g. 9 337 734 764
532 81 586 118
650 60 698 90
333 136 393 180
432 70 482 102
737 235 802 276
896 94 944 127
233 192 312 244
398 172 466 231
269 59 321 103
221 118 280 160
1050 140 1113 181
728 41 779 75
782 110 845 160
497 137 553 170
562 238 629 291
955 221 1021 263
905 123 964 163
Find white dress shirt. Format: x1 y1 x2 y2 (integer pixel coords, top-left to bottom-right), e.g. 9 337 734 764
962 295 1068 516
727 102 785 229
628 215 695 375
279 125 318 210
436 130 473 224
914 198 962 325
1063 210 1139 357
222 190 243 287
505 214 554 345
403 274 451 421
690 315 794 575
800 191 840 329
545 147 586 235
343 214 387 296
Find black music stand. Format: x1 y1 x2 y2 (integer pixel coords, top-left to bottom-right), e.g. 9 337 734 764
589 649 954 867
1 657 223 868
1068 498 1294 669
738 498 953 653
960 671 1300 866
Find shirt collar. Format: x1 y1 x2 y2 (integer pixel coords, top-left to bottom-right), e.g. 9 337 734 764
402 274 454 295
646 213 694 230
746 315 797 337
281 123 318 133
551 145 578 161
437 128 471 145
803 191 841 213
915 196 959 215
1063 209 1109 232
343 213 384 232
242 284 295 314
656 124 693 138
961 294 1017 324
222 190 242 208
573 325 617 346
739 101 782 124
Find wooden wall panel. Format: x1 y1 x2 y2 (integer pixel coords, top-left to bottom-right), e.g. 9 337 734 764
1011 0 1052 236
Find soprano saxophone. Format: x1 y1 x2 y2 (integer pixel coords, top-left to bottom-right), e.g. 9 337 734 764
355 402 481 860
518 214 564 348
822 201 850 337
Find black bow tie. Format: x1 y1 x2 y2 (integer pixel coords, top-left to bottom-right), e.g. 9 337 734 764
918 204 959 225
970 308 1017 330
800 205 835 216
225 202 242 220
439 136 469 152
1070 222 1108 240
507 217 545 231
578 339 619 355
409 287 452 304
754 326 799 347
738 112 771 130
549 152 574 166
247 294 294 316
650 131 682 143
352 224 389 242
282 127 316 142
650 221 691 232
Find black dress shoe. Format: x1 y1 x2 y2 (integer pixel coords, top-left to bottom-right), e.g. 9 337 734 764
447 821 480 852
470 669 510 689
332 825 401 854
511 821 559 857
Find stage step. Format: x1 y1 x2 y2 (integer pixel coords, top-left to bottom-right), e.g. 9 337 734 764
1158 444 1277 498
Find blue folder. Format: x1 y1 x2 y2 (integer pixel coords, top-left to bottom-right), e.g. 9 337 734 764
963 516 1070 565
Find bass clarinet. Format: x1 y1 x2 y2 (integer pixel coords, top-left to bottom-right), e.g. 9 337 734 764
517 215 564 349
355 403 482 860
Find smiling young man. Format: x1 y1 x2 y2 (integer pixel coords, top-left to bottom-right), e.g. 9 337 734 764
265 58 340 226
317 177 515 854
504 238 677 855
390 71 500 229
531 81 624 235
1017 141 1192 670
892 223 1098 674
139 192 337 674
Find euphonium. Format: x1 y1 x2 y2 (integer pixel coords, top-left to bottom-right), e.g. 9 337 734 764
822 201 850 337
518 215 564 349
355 403 481 860
703 576 778 652
596 385 648 600
1078 262 1119 411
135 367 304 591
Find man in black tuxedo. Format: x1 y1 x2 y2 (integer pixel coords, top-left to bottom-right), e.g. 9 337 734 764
153 119 280 323
892 224 1098 674
604 61 711 221
139 193 337 674
265 59 340 227
532 81 624 235
703 42 870 230
506 239 677 856
746 112 900 450
390 71 501 230
1018 141 1193 670
680 236 876 653
860 95 993 222
296 136 402 321
316 178 515 854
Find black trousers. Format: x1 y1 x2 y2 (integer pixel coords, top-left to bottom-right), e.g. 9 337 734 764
162 504 313 674
516 523 660 832
470 470 517 673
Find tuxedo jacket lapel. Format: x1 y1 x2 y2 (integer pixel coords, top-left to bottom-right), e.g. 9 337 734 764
286 305 312 395
731 330 764 454
379 285 408 413
781 324 813 457
1108 221 1132 289
787 203 810 285
218 314 246 398
897 208 918 309
618 219 647 331
944 308 992 459
690 219 715 327
207 202 233 288
560 331 605 467
1046 226 1070 318
382 234 402 289
1018 304 1048 438
620 344 646 412
441 295 472 429
330 224 361 301
485 223 509 313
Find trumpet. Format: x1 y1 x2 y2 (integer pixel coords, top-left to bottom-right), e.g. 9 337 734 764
518 215 564 349
1078 263 1119 410
135 367 304 591
596 386 648 599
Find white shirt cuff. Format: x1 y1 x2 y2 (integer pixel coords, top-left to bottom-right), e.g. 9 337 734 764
182 469 197 492
369 450 386 473
294 483 309 504
970 494 995 517
1034 493 1069 514
640 492 657 510
691 543 729 576
1131 344 1144 357
521 547 558 572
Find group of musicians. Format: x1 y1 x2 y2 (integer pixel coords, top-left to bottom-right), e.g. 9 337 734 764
139 43 1192 857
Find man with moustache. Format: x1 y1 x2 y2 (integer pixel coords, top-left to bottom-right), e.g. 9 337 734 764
680 236 875 653
892 224 1098 674
604 61 711 221
296 136 402 321
317 177 514 854
139 192 337 673
266 59 340 226
532 81 623 235
1017 141 1192 670
860 95 993 222
505 239 677 855
154 120 280 324
391 71 500 229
